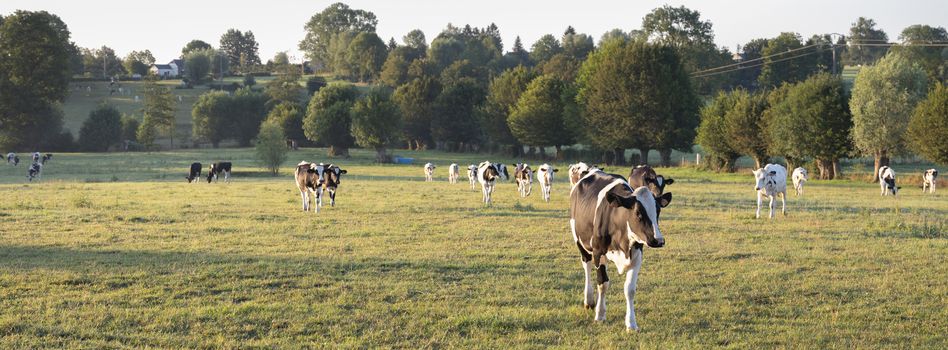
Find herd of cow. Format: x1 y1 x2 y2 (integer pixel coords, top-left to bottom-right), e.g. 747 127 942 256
185 162 233 183
5 152 52 181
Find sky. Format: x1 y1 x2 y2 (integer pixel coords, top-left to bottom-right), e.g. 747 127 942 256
1 0 945 63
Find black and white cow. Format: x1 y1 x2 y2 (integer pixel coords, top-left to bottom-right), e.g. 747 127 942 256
514 163 533 198
493 163 509 181
536 163 558 202
295 161 325 212
186 162 202 183
477 161 500 205
27 162 42 182
448 163 460 184
922 169 938 194
753 164 787 219
31 152 40 163
41 153 53 164
791 167 808 196
6 153 18 166
569 170 672 331
879 166 899 196
568 162 596 188
321 163 348 207
207 162 232 183
467 164 478 190
424 163 436 182
628 165 674 197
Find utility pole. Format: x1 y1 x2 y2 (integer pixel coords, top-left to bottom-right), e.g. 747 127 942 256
829 33 845 75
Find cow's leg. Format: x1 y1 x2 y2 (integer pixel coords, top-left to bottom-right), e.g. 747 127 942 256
756 192 762 219
329 188 336 206
768 195 775 219
576 240 595 309
300 190 308 211
624 249 643 332
314 188 322 213
594 262 609 321
781 192 786 216
880 182 885 196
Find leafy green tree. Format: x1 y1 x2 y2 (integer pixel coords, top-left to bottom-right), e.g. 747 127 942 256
508 75 576 158
432 80 485 150
82 46 125 78
265 66 304 107
724 90 770 168
219 29 261 73
734 38 769 89
306 76 327 95
351 88 402 162
299 2 378 72
403 29 428 54
479 65 535 154
121 114 139 143
428 36 465 70
304 84 360 157
230 88 269 146
599 29 630 46
243 73 256 87
141 78 177 148
191 91 231 147
697 91 742 171
530 34 562 64
184 49 213 83
79 103 122 151
393 77 440 150
907 83 948 165
892 25 948 82
640 5 732 93
769 73 852 179
850 52 928 178
439 59 486 87
272 51 290 66
540 54 581 82
346 32 387 82
845 17 889 65
758 32 810 88
181 40 212 56
380 49 412 87
267 101 306 145
123 50 155 76
561 26 595 60
254 120 288 175
0 10 72 149
503 36 531 68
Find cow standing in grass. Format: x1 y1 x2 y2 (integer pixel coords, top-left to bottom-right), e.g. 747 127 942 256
753 164 787 219
448 163 460 184
569 169 672 331
922 169 938 194
493 163 509 181
467 165 477 190
207 162 232 183
424 163 435 182
27 162 42 182
878 166 899 196
514 163 533 198
321 163 348 208
186 162 202 183
477 161 500 205
791 167 808 196
295 161 325 212
568 162 595 188
536 164 557 202
31 152 40 163
628 165 673 197
6 153 18 166
41 153 53 165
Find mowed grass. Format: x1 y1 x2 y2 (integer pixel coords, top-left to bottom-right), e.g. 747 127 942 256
0 149 945 348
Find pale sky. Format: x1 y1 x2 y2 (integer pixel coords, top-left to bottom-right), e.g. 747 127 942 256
2 1 945 63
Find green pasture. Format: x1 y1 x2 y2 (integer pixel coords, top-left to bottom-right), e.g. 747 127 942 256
0 148 944 348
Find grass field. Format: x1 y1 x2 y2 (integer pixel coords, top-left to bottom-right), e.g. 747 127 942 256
0 148 945 348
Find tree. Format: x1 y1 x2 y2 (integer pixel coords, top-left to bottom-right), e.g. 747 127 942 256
561 27 594 60
599 29 630 46
393 77 440 150
428 36 465 70
230 88 269 146
184 49 213 83
380 49 412 87
191 91 231 147
299 3 378 71
140 78 177 148
121 114 139 143
734 38 769 89
403 29 427 53
243 73 256 87
892 25 948 83
304 84 360 157
758 33 810 88
123 50 155 76
479 65 535 154
845 17 889 65
0 10 72 149
530 34 562 64
267 101 305 145
540 53 581 82
265 66 304 107
346 32 388 82
306 76 327 95
724 90 770 168
272 51 290 66
219 29 261 73
697 91 742 171
640 5 731 93
503 36 531 68
82 46 125 78
351 87 402 162
255 120 288 175
907 83 948 165
181 40 212 56
850 52 928 178
508 75 576 158
769 73 853 179
79 103 122 151
431 80 485 150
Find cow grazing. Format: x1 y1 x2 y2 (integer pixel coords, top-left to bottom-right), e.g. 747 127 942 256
467 164 477 190
923 169 938 194
569 170 672 331
537 163 558 202
477 161 500 205
424 163 436 182
295 161 325 212
207 162 232 183
27 162 42 182
6 153 18 166
791 167 808 196
31 152 40 163
448 163 460 184
321 163 348 207
628 165 674 197
41 153 53 164
753 164 788 219
186 162 202 183
878 166 899 196
493 163 509 181
514 163 533 198
568 162 596 188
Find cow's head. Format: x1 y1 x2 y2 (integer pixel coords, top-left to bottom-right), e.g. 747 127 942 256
494 163 508 179
480 162 499 181
606 186 672 248
206 164 216 183
324 164 346 186
753 168 778 192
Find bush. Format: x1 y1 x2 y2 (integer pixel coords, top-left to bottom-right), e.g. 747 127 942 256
243 73 256 87
255 121 288 175
307 76 327 95
907 83 948 165
79 104 122 151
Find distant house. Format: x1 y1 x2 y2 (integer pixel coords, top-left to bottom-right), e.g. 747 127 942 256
150 64 175 78
170 59 185 76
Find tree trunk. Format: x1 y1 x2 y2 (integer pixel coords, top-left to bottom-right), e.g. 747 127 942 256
832 159 841 180
375 147 387 163
753 157 763 169
614 148 626 165
816 159 827 180
638 148 649 166
659 149 672 167
527 146 536 157
538 146 547 159
555 145 563 160
603 150 615 165
873 151 889 181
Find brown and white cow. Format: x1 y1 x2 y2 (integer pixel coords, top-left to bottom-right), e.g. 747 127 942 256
536 163 558 202
922 169 938 194
514 163 533 198
570 169 672 332
186 162 202 183
320 163 348 207
295 161 325 212
207 162 232 183
568 162 597 188
628 165 674 197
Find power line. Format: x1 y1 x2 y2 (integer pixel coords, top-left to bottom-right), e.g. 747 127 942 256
691 44 819 75
692 50 822 79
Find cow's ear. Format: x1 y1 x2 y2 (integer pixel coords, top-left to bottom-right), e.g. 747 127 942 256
553 168 559 172
665 178 674 185
659 192 672 208
606 191 635 209
339 169 347 174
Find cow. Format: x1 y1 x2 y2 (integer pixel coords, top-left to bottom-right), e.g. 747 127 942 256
923 169 938 194
41 153 53 164
6 153 18 166
569 169 672 332
424 163 436 182
493 163 509 181
31 152 40 163
791 167 808 196
186 162 202 183
467 165 478 190
536 163 558 202
321 163 348 207
568 162 597 188
477 161 500 205
27 162 42 182
878 166 899 196
514 163 533 197
448 163 460 184
295 161 325 212
207 162 232 183
628 165 674 197
753 164 788 219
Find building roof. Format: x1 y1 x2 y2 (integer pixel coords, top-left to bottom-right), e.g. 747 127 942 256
170 59 184 68
152 64 172 70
